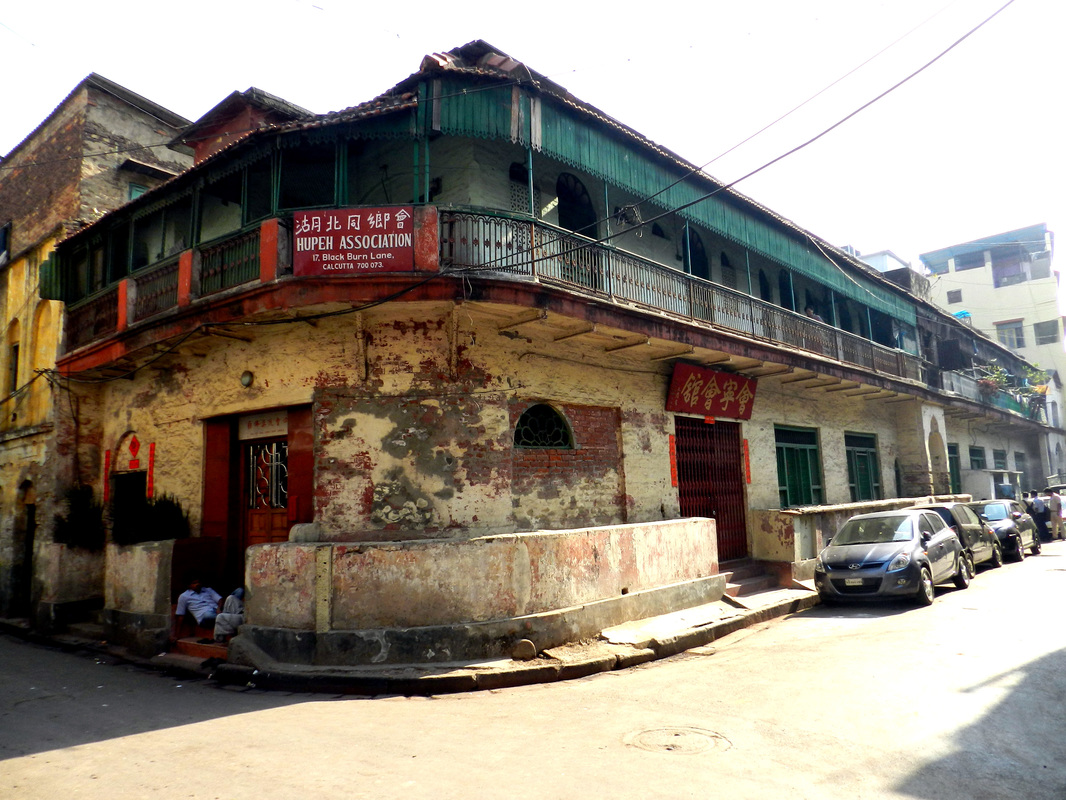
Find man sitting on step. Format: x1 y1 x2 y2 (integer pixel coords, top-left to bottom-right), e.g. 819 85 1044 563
173 575 223 643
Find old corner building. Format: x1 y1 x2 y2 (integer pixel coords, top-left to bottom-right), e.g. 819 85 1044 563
5 41 1060 668
0 74 192 624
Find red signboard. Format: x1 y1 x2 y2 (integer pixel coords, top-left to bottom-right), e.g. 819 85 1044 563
665 363 757 420
293 206 414 276
669 434 678 487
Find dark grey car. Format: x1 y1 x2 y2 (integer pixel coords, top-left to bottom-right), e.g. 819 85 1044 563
911 502 1002 572
814 509 969 606
967 500 1041 561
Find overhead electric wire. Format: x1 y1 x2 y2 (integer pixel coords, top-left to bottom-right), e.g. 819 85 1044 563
32 0 1020 391
622 0 964 215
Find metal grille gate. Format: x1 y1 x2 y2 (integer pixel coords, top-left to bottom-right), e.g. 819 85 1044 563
675 417 748 561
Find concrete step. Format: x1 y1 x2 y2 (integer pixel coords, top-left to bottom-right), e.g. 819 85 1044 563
64 621 106 641
172 636 228 660
720 559 783 598
720 558 766 582
724 574 780 597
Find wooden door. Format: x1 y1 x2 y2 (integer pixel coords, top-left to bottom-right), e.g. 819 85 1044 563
243 439 291 548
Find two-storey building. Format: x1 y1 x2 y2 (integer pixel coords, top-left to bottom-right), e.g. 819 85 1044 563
40 42 1060 667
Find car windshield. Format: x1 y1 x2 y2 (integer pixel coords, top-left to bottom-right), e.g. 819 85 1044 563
978 503 1009 521
833 516 914 545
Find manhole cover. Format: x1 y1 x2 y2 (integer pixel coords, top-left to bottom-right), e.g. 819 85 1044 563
625 727 731 754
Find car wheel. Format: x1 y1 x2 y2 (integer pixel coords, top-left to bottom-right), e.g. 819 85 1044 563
953 554 973 590
818 591 837 606
990 544 1004 569
916 567 935 606
1032 537 1042 556
1014 536 1026 562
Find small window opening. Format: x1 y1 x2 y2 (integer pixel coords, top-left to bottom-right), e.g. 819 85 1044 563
514 403 573 448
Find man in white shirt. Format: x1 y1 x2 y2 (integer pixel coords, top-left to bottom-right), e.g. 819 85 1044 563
1045 489 1064 540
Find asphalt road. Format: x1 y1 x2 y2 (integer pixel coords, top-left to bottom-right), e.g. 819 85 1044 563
2 542 1065 800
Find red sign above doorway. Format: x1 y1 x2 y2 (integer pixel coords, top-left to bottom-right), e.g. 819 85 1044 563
293 206 414 276
665 363 757 420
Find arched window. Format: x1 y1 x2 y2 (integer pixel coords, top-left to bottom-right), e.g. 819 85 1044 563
682 228 709 280
6 319 20 400
719 251 736 289
514 403 573 449
758 270 772 302
556 173 597 238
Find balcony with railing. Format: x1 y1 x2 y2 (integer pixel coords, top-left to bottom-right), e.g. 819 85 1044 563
200 228 261 296
439 210 923 383
63 208 1045 426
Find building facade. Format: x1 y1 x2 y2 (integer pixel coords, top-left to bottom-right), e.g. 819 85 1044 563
922 224 1064 488
31 42 1060 665
0 74 192 620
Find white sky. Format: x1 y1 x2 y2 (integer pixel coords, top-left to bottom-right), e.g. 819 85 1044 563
2 0 1061 268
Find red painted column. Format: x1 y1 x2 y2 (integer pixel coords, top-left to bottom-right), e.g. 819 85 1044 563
117 279 129 331
260 218 280 283
413 206 439 272
177 250 193 307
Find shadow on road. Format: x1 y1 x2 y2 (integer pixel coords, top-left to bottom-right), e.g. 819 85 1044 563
893 645 1066 800
0 633 332 761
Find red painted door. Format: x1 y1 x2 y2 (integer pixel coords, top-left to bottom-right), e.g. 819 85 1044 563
675 417 748 561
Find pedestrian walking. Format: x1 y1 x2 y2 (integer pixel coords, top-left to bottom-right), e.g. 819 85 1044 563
1030 491 1050 541
1045 488 1064 540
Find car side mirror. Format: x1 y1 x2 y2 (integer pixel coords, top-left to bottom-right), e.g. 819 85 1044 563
920 532 932 544
1012 511 1023 520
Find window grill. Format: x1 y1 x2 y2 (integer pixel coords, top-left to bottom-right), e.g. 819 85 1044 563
514 404 573 448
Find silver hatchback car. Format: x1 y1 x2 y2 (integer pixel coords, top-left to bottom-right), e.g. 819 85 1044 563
814 509 969 605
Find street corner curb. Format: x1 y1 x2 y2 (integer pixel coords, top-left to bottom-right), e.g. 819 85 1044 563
557 653 616 680
475 662 561 691
612 646 658 669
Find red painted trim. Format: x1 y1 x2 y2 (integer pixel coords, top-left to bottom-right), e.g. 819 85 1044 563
259 218 279 283
177 251 193 307
669 434 678 488
202 417 232 539
287 406 314 524
147 442 156 498
413 206 439 272
743 439 751 484
117 280 129 331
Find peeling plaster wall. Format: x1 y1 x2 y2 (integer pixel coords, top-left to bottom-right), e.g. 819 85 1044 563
80 300 685 543
103 541 174 616
246 518 717 631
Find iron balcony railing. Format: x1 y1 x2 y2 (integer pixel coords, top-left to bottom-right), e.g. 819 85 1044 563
200 229 260 296
132 257 181 322
66 286 120 351
440 210 922 382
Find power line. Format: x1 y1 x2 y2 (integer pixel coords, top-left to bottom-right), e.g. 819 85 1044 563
26 0 1023 389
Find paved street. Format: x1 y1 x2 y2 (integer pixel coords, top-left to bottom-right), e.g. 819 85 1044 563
3 543 1065 800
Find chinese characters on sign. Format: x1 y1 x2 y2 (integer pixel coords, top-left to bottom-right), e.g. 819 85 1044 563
238 411 289 441
665 363 757 420
293 207 414 276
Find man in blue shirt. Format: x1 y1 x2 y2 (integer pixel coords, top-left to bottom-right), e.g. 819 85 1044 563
173 576 223 641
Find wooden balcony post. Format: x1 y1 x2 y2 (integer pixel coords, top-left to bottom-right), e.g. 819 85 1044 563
260 218 280 283
177 250 193 307
413 206 439 272
117 279 130 331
